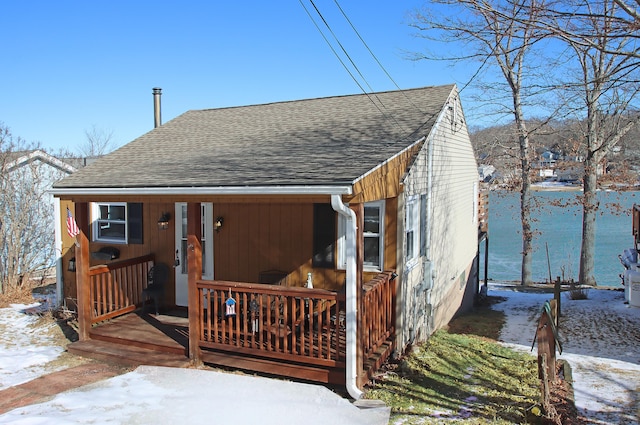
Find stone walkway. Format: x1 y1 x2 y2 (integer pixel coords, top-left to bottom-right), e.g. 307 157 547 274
0 362 130 415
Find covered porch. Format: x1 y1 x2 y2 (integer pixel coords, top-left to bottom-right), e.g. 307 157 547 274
68 199 397 390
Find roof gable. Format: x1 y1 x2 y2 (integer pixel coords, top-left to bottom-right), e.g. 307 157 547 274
54 85 455 191
5 150 77 174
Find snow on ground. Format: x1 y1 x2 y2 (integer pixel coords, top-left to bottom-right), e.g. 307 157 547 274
490 284 640 425
0 302 389 425
0 303 63 390
0 366 389 425
1 286 639 424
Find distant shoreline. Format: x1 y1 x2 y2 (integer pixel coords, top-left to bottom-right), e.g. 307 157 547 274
490 184 639 192
530 183 582 192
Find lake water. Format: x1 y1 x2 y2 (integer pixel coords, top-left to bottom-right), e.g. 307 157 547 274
481 190 640 287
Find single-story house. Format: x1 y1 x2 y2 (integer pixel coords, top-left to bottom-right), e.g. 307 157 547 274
52 85 483 398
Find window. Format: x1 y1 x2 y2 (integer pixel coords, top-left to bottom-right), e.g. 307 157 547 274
91 202 143 244
337 201 385 271
93 203 127 243
313 204 336 268
363 202 384 270
405 196 420 264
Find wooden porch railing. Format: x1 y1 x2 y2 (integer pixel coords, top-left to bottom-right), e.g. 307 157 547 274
89 254 155 324
361 271 396 361
195 280 346 367
195 271 397 375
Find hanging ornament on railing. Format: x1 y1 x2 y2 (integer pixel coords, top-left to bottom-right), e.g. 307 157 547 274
225 288 236 317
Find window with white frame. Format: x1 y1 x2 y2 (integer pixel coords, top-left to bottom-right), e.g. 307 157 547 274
405 196 420 263
337 201 385 271
363 202 384 270
92 202 127 243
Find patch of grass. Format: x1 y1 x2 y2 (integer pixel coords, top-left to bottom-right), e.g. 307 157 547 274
0 283 37 308
365 310 539 424
445 296 507 340
568 283 590 300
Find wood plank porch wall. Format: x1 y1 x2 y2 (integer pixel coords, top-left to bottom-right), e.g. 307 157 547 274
61 201 175 307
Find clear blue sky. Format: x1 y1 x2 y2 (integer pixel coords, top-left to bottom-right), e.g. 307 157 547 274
1 1 479 153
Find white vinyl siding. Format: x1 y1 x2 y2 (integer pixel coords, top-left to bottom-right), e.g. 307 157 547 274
398 88 480 348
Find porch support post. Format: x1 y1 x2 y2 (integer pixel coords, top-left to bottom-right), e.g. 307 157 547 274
75 203 91 341
187 202 203 365
330 195 363 400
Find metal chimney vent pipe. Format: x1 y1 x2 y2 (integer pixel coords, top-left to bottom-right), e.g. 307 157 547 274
152 87 162 128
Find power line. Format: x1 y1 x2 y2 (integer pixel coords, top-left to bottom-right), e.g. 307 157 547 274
333 0 426 115
301 0 409 137
332 2 401 94
297 0 368 96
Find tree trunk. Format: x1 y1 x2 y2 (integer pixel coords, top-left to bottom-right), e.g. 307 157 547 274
521 178 534 285
515 103 534 286
579 159 599 286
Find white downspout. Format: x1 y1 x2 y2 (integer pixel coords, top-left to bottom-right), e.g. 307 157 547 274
424 96 449 330
331 194 362 400
425 129 435 328
53 198 63 308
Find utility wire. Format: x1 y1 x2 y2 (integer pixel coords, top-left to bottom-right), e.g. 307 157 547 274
309 0 375 95
297 0 368 96
302 0 409 137
332 0 425 114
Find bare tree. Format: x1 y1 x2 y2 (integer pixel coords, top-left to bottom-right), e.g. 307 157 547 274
0 123 65 294
411 0 550 285
544 0 640 286
614 0 640 27
79 125 116 157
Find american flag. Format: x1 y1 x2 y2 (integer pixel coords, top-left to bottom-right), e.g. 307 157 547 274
66 207 80 238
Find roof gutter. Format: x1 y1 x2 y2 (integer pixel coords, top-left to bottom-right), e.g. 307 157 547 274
330 194 362 400
50 185 353 197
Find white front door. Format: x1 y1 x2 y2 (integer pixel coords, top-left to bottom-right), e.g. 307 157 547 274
175 203 214 307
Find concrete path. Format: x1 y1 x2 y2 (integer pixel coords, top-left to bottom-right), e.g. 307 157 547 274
0 365 390 424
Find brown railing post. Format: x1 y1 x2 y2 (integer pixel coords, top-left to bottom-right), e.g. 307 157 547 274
187 202 203 364
76 229 91 341
537 311 555 382
536 299 562 415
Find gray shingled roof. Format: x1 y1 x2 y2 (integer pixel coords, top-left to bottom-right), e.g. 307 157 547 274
54 85 454 190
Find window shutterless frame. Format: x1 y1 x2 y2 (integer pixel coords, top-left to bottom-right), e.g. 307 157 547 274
405 195 420 266
92 202 128 244
337 200 385 272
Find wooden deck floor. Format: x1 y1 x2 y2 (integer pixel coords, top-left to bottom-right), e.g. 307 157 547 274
90 311 189 354
68 311 191 368
68 310 392 387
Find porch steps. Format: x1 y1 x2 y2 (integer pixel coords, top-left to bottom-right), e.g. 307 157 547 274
68 340 191 368
362 339 394 383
